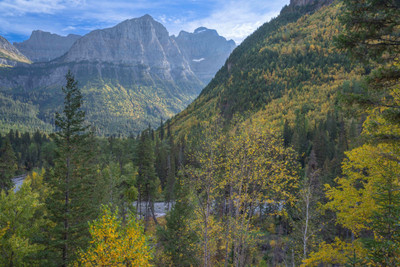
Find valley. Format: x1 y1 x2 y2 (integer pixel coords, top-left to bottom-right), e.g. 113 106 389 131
0 0 399 266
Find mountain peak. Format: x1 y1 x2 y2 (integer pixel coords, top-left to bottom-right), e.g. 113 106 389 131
14 30 81 62
194 27 208 33
194 27 218 36
140 14 154 20
174 27 236 84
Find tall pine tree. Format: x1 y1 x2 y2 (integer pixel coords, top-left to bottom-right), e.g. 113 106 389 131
46 71 99 266
136 127 160 225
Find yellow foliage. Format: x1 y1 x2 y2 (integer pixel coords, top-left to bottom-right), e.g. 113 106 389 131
302 238 368 266
76 206 152 266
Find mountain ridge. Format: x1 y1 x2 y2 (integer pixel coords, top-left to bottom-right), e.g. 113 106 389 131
14 30 81 62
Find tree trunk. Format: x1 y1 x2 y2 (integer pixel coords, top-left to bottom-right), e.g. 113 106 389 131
63 155 70 267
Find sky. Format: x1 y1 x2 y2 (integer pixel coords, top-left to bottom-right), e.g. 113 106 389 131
0 0 289 45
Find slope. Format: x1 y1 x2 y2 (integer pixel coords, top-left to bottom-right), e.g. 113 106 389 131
0 36 31 67
169 0 363 137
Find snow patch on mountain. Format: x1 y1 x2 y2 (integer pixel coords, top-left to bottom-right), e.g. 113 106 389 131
192 58 205 62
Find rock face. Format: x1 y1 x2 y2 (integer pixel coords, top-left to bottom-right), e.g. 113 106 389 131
14 30 81 62
62 15 196 84
174 27 236 84
0 35 30 66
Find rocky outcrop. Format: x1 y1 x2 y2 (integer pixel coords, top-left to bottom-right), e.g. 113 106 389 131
0 35 30 66
14 30 81 62
173 27 236 84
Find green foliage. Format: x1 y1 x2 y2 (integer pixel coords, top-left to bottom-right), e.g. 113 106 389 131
336 0 400 128
157 174 198 266
0 178 49 266
0 60 203 135
136 127 161 221
98 162 138 219
0 138 17 190
335 0 400 63
0 130 53 172
46 71 100 265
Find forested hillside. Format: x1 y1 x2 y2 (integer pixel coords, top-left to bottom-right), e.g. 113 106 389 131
171 0 360 133
0 0 399 266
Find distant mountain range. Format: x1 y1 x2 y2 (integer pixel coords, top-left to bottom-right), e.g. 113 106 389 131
0 15 235 135
14 31 81 62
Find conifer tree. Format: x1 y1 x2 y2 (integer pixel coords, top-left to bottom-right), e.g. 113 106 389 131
0 138 17 191
136 127 160 224
336 0 400 128
157 174 198 266
46 71 98 266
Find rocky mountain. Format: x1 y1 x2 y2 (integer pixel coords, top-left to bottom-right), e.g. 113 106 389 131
0 36 31 67
0 15 204 135
14 30 81 62
173 27 236 84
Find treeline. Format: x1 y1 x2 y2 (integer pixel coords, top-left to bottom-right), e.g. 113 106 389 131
0 130 54 172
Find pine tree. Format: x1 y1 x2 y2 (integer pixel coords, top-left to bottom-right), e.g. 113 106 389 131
0 138 17 191
157 174 198 266
46 71 98 266
336 0 400 128
136 127 160 225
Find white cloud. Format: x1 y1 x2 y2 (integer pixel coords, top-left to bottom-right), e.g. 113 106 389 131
62 26 76 32
0 0 82 15
0 0 290 44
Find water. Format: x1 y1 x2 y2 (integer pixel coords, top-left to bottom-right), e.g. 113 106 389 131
11 174 27 192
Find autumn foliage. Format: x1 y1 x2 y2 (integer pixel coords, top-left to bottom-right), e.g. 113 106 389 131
76 205 152 266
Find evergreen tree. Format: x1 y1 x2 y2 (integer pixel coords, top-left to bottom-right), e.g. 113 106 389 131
336 0 400 128
159 117 165 141
0 138 17 191
136 128 160 224
46 71 98 266
157 174 198 266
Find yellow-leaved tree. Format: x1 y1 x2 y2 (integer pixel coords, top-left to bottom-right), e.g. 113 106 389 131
221 120 300 266
304 106 400 266
76 205 152 266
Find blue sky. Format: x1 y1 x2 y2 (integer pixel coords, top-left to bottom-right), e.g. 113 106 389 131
0 0 289 44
